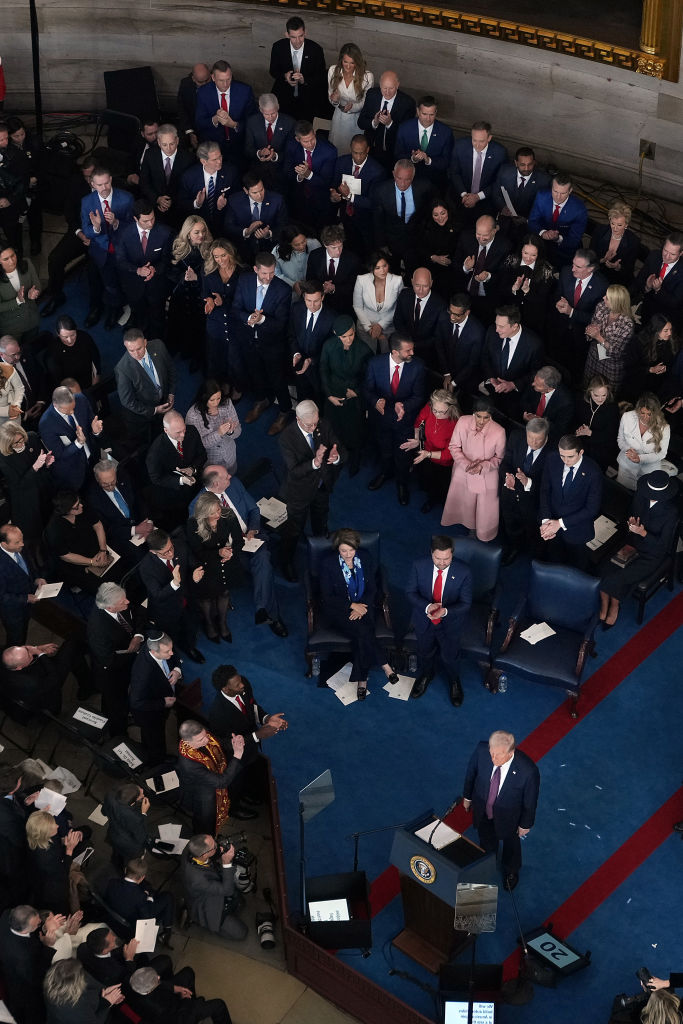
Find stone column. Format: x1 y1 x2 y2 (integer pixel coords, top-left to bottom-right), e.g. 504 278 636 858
640 0 662 54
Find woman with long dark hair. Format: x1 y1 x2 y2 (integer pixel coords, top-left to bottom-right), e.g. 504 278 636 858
499 234 554 335
273 224 320 297
327 44 374 154
412 198 459 299
185 378 241 473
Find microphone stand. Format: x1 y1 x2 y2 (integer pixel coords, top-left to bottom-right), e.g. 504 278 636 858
426 796 463 848
347 820 411 872
500 880 536 1004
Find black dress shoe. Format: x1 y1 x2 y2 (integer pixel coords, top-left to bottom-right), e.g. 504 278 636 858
84 306 102 328
187 647 206 664
601 620 616 631
269 618 288 638
386 670 399 685
410 673 433 698
504 873 519 891
220 631 233 644
449 676 464 707
673 821 683 833
397 484 409 506
420 500 434 514
254 608 269 625
41 292 66 316
501 547 520 567
368 473 387 491
282 562 298 583
231 806 258 821
159 927 174 950
204 631 220 644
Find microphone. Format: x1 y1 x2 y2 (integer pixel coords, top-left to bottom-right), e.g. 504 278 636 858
427 796 462 847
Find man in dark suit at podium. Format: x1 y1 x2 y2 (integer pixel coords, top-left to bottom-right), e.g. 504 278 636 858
463 730 540 891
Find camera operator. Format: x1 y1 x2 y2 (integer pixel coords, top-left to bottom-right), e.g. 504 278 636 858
181 834 248 942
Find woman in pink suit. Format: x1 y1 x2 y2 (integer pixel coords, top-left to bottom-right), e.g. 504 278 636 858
441 400 506 542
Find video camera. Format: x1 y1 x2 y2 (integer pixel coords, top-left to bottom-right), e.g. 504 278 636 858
217 832 257 893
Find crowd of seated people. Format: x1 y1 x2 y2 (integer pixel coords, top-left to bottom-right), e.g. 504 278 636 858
0 19 682 1013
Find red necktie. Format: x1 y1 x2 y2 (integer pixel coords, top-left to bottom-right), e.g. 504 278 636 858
235 694 247 714
536 392 547 415
305 149 313 171
177 441 184 458
166 559 173 572
573 278 582 307
328 258 335 280
391 364 400 396
220 92 230 139
266 123 273 143
220 494 228 507
102 199 115 253
659 262 668 280
141 230 148 255
430 568 444 625
552 203 560 225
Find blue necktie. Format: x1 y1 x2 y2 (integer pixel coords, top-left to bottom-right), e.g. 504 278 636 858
161 659 171 679
256 284 265 308
562 466 575 492
307 432 315 451
305 312 314 340
142 355 158 386
112 488 131 518
252 202 260 219
67 414 77 430
14 552 29 575
522 449 533 475
207 175 215 211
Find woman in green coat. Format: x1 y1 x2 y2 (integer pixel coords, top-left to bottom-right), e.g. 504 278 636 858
319 314 371 476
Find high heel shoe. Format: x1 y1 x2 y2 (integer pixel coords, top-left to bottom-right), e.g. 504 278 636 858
357 685 367 701
221 630 233 643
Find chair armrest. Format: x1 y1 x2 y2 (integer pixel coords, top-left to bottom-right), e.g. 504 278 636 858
575 612 599 677
498 594 526 653
378 567 393 630
485 582 504 646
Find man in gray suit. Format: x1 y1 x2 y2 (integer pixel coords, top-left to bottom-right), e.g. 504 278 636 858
114 327 176 448
181 834 248 941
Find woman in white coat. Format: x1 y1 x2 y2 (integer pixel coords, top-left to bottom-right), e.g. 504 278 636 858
616 391 671 489
352 252 404 353
327 44 374 155
0 362 25 425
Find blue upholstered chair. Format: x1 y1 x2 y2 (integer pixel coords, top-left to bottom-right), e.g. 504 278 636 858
486 560 600 717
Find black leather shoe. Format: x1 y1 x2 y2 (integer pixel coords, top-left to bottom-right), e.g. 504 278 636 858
410 674 433 698
397 484 409 506
504 873 519 891
368 473 387 491
41 292 66 316
449 676 464 707
282 562 298 583
84 306 102 328
673 821 683 833
159 927 174 950
386 670 399 684
220 631 233 644
502 547 520 567
103 307 120 331
187 647 206 664
269 618 288 638
420 500 434 514
254 608 269 625
204 631 220 644
231 806 258 821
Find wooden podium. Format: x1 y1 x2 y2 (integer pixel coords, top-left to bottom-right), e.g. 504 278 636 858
389 812 497 973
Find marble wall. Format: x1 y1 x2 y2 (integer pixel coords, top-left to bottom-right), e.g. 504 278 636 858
3 0 683 203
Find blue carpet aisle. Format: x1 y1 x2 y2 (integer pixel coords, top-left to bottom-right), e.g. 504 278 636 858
44 273 683 1023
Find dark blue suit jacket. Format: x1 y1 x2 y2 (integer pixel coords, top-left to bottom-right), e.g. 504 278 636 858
463 740 540 838
223 190 288 250
288 301 336 362
115 221 173 301
493 163 552 219
363 355 427 426
528 191 588 258
39 392 98 492
406 555 472 638
393 290 447 351
0 547 37 627
244 111 296 166
436 312 485 387
449 138 508 198
84 471 144 555
553 266 608 327
80 189 134 266
189 477 260 533
177 163 240 228
194 80 257 148
481 326 543 390
395 118 453 186
283 136 337 221
318 549 378 623
539 452 603 545
332 154 386 221
230 272 291 347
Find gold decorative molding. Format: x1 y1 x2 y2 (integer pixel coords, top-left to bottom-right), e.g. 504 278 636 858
247 0 680 82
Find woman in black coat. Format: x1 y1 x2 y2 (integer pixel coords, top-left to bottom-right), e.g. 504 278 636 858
318 528 398 701
498 234 554 335
187 492 243 642
411 197 459 299
44 959 123 1024
621 313 680 403
0 422 54 548
45 315 101 392
589 202 640 285
574 374 620 471
26 810 81 915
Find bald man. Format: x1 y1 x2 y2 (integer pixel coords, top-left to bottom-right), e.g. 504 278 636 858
393 267 447 369
145 411 206 528
358 71 416 170
177 63 212 150
454 214 512 323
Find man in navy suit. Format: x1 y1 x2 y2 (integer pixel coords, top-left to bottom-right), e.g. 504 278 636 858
85 459 152 568
283 121 337 229
194 60 256 163
104 858 174 941
289 280 336 402
519 365 574 444
230 251 292 434
538 434 603 570
224 171 288 261
528 174 588 269
80 166 134 330
269 16 329 123
393 267 447 369
499 418 550 565
455 214 512 324
178 141 239 238
39 385 103 492
0 525 45 645
463 730 540 890
140 124 195 229
191 464 288 638
176 62 212 150
547 248 608 386
373 160 432 272
129 631 184 764
436 292 485 399
306 224 361 314
364 335 427 505
631 232 683 329
480 304 543 420
449 121 508 221
145 412 206 529
493 147 552 244
115 200 173 340
358 70 415 172
244 93 295 189
138 530 204 663
406 535 472 705
395 95 453 191
330 134 386 257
